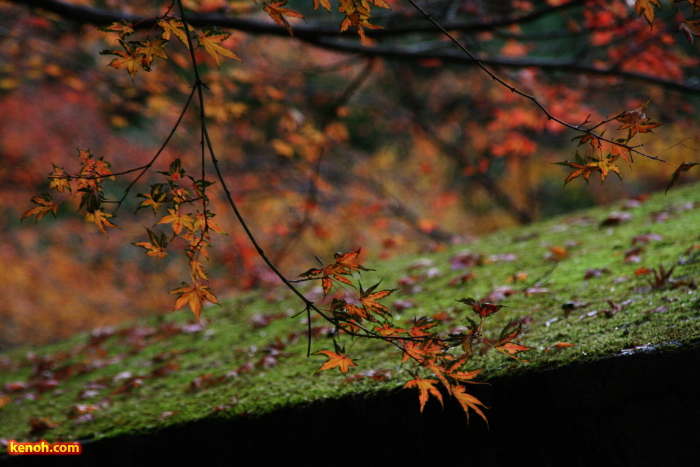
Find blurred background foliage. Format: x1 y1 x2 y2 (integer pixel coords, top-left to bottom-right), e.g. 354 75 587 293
0 0 698 347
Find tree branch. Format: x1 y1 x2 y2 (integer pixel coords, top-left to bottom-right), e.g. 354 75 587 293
12 0 700 94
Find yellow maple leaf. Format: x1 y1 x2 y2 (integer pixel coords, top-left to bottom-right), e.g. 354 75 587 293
197 31 241 67
157 208 195 235
100 41 144 79
100 20 134 39
85 210 120 236
136 38 168 68
48 165 71 193
635 0 661 25
170 281 219 321
158 17 190 47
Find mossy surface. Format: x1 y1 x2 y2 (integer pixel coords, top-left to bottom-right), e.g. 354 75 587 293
1 183 699 451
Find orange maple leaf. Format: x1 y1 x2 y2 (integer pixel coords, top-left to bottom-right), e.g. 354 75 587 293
615 101 662 139
313 0 331 11
611 142 633 165
405 376 443 412
300 248 368 296
408 317 438 337
22 194 58 223
315 350 357 374
373 323 406 336
401 339 444 364
451 384 488 426
556 161 599 184
358 283 393 317
263 1 304 36
449 368 483 384
170 281 219 321
486 320 531 362
333 248 369 273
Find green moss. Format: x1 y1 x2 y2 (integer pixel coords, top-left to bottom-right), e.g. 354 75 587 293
1 182 699 450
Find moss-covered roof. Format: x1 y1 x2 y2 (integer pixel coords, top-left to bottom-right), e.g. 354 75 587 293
2 182 699 455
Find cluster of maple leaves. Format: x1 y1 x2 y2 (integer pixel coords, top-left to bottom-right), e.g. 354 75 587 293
302 249 530 422
23 154 225 321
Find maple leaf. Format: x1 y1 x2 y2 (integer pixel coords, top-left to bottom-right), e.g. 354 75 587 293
634 0 661 25
100 41 145 79
263 1 304 36
401 339 445 363
679 19 700 45
313 0 331 11
85 210 120 236
611 142 633 165
457 297 505 318
615 101 662 139
300 249 368 296
157 208 195 235
449 368 483 384
192 211 226 236
373 323 406 336
315 350 357 374
48 165 71 192
158 17 190 46
571 134 601 149
666 162 699 193
136 38 168 68
358 282 394 317
189 258 208 281
137 184 169 214
405 376 443 412
486 320 530 362
197 31 241 67
408 316 438 337
334 248 370 273
451 384 488 426
22 194 58 223
591 154 622 182
170 281 219 321
555 161 599 185
100 20 134 39
132 228 168 258
337 0 386 45
77 149 114 179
